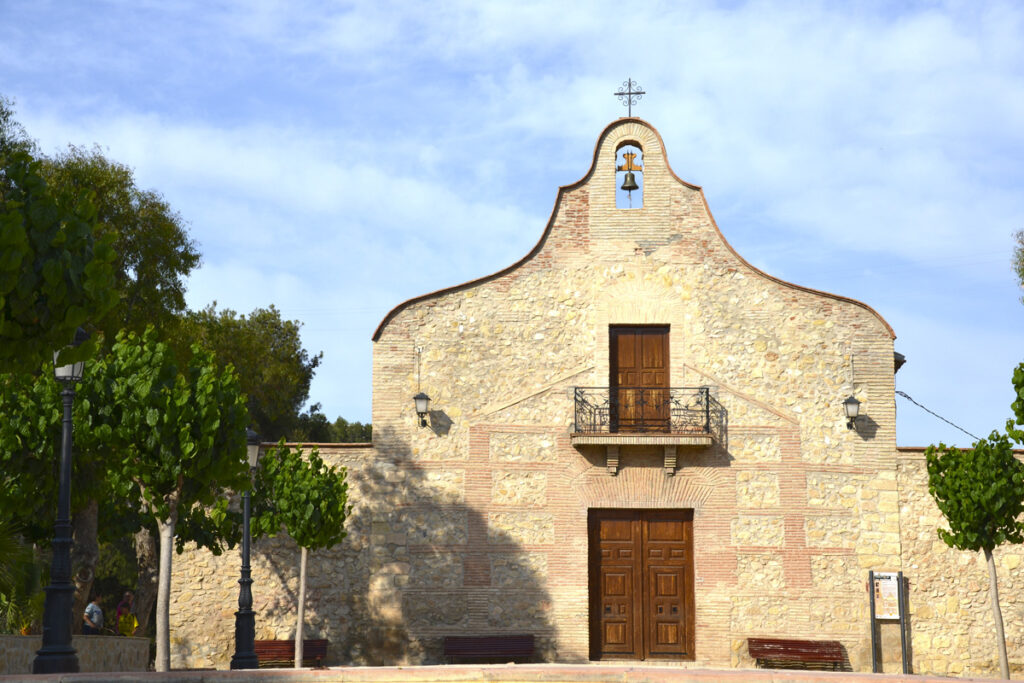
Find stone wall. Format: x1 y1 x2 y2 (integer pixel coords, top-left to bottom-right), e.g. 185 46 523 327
360 118 901 669
165 119 1022 677
897 449 1024 678
0 635 149 675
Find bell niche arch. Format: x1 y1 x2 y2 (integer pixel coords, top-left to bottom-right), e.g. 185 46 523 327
615 141 643 209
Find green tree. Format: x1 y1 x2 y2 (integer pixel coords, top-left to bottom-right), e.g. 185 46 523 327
41 145 200 339
0 96 36 163
0 149 117 372
0 519 43 635
102 328 250 671
252 442 348 667
926 428 1024 679
0 328 250 642
292 405 371 443
332 416 371 443
1012 362 1024 433
0 352 128 628
185 304 322 440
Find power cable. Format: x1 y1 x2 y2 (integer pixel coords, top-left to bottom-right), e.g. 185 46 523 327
895 391 981 442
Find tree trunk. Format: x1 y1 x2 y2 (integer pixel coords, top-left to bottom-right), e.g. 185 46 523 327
70 499 99 634
985 548 1010 679
155 512 177 672
133 526 158 635
294 545 307 668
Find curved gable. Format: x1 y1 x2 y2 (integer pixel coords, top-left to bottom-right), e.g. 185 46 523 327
373 118 894 341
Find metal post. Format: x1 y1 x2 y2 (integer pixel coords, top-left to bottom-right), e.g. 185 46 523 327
868 570 878 673
898 571 909 674
33 383 80 674
703 387 710 434
230 487 258 669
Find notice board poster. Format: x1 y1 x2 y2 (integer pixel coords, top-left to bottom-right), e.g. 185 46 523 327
873 571 901 619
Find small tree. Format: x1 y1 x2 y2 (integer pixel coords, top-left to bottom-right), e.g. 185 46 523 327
926 431 1024 679
104 328 250 671
252 442 348 667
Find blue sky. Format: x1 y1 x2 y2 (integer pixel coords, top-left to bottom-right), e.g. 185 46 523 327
2 0 1021 447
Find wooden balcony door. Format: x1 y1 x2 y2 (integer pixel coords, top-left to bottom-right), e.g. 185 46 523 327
610 326 669 432
589 509 695 661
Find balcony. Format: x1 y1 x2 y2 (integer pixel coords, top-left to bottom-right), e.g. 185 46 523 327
571 386 727 474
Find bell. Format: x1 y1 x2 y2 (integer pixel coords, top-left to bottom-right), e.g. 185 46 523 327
620 171 639 192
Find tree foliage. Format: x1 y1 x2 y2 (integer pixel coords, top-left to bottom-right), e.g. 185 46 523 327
251 443 349 550
0 149 117 372
1010 361 1024 435
0 327 250 654
0 519 43 635
185 304 322 440
926 434 1024 553
104 328 249 524
0 358 123 547
292 405 372 443
41 146 200 339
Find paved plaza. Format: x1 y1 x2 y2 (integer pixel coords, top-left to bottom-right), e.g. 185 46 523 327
0 663 1005 683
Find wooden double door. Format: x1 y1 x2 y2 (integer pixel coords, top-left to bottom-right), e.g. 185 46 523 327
589 509 695 660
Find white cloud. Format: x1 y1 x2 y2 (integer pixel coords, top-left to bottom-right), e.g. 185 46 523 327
3 0 1023 436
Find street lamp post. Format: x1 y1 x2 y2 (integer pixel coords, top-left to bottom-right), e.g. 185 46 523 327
230 428 261 669
33 328 89 674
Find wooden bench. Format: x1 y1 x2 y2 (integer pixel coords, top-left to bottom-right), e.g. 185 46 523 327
253 639 328 668
443 634 534 663
747 637 845 671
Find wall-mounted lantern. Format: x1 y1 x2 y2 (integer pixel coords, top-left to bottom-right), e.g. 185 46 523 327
413 392 431 427
843 396 861 430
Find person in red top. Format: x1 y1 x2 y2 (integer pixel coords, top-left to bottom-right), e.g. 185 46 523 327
115 591 136 636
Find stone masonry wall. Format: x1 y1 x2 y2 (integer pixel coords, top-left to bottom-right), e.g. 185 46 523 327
362 119 902 670
164 119 1008 674
897 449 1024 678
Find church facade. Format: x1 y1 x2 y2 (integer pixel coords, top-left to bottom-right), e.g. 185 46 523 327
169 118 1022 677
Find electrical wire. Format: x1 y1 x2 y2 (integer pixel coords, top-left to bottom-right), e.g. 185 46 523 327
895 391 981 442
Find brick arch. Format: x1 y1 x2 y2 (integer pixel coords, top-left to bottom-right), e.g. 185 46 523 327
570 465 720 510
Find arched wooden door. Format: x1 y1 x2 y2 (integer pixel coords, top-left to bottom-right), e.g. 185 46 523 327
589 509 695 660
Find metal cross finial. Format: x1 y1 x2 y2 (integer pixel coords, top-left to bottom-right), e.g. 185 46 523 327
614 78 646 117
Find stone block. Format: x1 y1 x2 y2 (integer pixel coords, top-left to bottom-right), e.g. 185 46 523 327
736 471 780 507
490 432 559 462
492 471 548 506
491 552 549 587
731 515 785 547
488 511 555 544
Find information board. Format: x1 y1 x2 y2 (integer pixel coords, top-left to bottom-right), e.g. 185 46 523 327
872 571 901 620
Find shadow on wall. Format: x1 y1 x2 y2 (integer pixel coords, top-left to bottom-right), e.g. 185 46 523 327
576 441 735 472
254 424 554 665
851 416 879 440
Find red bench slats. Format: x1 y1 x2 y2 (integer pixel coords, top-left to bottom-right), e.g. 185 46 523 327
748 637 844 669
253 639 328 668
443 635 534 662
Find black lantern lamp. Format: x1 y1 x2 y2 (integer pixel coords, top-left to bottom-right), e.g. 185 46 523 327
413 392 431 427
231 428 261 670
843 396 861 430
34 327 89 674
246 428 261 468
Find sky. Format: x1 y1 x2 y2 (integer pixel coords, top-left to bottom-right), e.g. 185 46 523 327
2 0 1022 447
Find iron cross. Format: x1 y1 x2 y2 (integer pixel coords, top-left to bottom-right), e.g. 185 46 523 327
614 79 646 116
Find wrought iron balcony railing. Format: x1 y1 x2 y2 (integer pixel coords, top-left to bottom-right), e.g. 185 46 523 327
573 386 726 442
